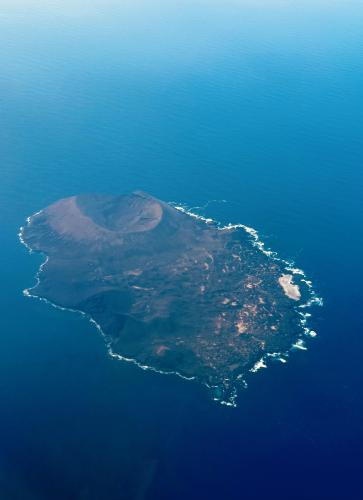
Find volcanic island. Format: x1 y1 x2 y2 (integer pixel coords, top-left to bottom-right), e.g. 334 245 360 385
20 191 310 405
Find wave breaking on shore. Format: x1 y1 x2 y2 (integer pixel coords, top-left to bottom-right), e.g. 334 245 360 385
172 201 323 404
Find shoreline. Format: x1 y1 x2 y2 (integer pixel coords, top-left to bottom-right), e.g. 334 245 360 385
19 201 323 407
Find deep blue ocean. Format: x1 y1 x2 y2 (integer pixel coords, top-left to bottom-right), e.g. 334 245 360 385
1 1 363 499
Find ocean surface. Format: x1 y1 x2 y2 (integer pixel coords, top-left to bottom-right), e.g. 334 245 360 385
1 1 363 499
